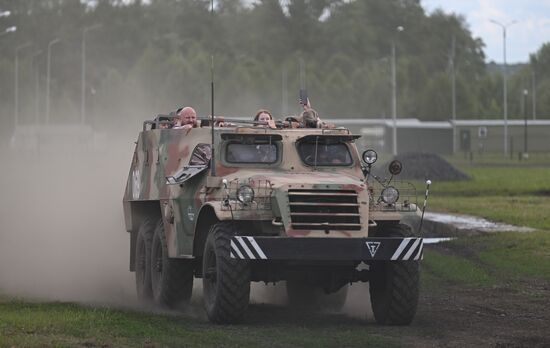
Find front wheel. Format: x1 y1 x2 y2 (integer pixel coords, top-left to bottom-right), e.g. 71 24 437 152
369 223 419 325
202 222 250 324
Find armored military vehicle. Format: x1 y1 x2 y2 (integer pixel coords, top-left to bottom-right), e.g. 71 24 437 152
123 116 424 324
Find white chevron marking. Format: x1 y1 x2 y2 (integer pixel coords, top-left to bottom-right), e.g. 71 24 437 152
391 238 413 260
247 237 267 259
230 240 245 259
403 238 421 260
236 237 256 259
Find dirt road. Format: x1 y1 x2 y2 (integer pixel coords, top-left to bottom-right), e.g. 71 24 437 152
412 274 550 347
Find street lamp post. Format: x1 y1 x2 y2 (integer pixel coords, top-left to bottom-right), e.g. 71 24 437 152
1 11 14 37
299 57 306 90
0 25 16 37
532 70 536 120
46 38 60 124
391 25 404 157
14 42 32 129
521 89 529 158
490 19 517 157
450 35 457 154
281 65 288 117
30 50 43 125
81 24 101 124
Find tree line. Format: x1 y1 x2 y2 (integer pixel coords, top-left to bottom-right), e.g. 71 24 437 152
0 0 548 137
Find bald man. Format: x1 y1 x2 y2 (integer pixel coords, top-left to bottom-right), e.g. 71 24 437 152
174 106 198 129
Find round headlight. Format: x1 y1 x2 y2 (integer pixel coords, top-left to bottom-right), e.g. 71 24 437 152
237 185 255 204
381 186 399 204
362 149 378 165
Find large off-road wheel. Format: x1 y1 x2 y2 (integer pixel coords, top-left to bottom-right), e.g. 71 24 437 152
150 219 194 307
286 281 349 311
202 222 250 324
135 218 155 302
369 223 419 325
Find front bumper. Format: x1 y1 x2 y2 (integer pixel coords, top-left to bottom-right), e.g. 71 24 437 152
230 236 423 261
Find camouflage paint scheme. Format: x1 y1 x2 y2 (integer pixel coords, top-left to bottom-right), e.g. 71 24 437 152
123 126 419 259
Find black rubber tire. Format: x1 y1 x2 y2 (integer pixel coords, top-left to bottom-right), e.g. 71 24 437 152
202 222 250 324
135 217 155 302
150 219 193 307
286 281 348 311
369 223 419 325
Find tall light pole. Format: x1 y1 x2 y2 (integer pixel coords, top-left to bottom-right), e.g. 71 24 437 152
521 89 529 157
31 50 43 125
281 65 288 117
0 25 16 37
450 35 457 154
46 38 60 124
391 25 404 157
81 24 101 124
14 42 32 129
0 11 14 37
532 70 536 120
490 19 517 156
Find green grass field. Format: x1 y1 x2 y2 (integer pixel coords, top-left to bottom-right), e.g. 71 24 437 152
2 163 550 347
428 164 550 230
0 295 398 348
422 161 550 289
422 231 550 288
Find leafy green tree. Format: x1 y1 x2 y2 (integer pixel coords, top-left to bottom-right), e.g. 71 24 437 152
2 0 548 139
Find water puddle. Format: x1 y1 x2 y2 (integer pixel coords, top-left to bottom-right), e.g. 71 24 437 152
424 212 536 233
423 237 455 244
404 211 537 238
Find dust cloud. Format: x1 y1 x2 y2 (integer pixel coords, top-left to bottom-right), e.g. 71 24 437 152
0 134 137 306
250 282 373 320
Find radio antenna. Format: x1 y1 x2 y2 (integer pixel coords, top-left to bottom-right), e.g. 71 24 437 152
210 0 216 176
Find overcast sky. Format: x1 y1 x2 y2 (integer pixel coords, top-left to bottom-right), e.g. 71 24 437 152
421 0 550 64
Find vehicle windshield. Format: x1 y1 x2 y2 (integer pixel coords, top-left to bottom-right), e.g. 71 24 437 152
226 142 278 164
297 141 353 166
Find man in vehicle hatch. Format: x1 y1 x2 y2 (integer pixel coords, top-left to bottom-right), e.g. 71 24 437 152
173 106 198 129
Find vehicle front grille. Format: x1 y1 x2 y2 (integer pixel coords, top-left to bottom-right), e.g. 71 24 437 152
288 189 361 231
